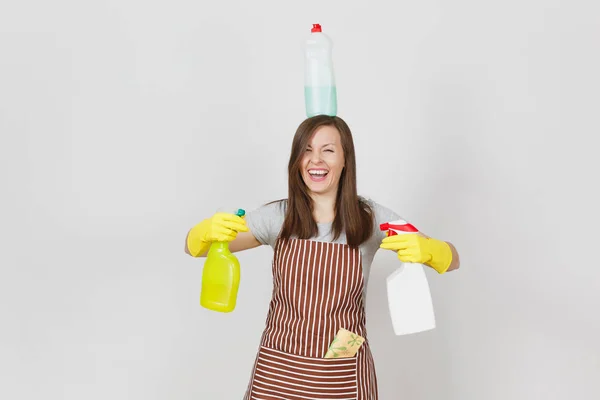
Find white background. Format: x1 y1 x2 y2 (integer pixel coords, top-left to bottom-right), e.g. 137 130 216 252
1 0 599 399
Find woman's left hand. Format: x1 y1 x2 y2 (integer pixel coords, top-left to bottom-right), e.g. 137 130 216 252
380 233 453 274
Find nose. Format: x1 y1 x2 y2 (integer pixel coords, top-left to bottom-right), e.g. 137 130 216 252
310 149 322 164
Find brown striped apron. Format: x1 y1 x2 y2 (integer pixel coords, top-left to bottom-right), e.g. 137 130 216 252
244 238 378 400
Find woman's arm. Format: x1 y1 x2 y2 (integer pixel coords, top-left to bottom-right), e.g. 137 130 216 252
380 233 460 274
185 230 262 257
184 230 262 257
184 212 263 257
445 241 460 272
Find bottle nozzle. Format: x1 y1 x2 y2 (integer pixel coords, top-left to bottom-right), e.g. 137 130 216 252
236 209 245 217
311 23 322 32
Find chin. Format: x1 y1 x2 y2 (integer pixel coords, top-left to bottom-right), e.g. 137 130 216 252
308 187 328 195
306 183 335 195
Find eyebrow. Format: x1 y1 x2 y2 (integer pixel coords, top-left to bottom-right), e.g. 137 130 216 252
307 143 337 148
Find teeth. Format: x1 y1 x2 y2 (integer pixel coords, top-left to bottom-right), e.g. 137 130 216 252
309 170 328 176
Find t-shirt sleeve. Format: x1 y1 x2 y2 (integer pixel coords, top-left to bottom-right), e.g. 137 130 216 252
366 199 405 243
244 200 286 248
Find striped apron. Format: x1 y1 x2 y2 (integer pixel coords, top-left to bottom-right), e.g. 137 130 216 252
244 238 378 400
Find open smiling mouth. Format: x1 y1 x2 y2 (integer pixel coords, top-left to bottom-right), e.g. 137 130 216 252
308 169 329 182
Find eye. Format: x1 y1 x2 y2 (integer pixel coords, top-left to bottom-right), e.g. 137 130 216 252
324 149 334 152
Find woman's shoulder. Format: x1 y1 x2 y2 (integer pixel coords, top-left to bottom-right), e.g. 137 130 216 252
262 198 288 212
359 196 398 218
244 198 287 247
358 195 404 243
359 196 402 224
246 198 287 218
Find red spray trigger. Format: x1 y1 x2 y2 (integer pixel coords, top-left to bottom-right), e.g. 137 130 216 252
379 222 392 236
380 220 419 236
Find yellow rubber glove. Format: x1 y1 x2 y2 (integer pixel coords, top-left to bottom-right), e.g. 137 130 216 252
380 233 453 274
186 212 248 257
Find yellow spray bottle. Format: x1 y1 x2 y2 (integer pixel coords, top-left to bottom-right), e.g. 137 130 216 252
200 208 245 313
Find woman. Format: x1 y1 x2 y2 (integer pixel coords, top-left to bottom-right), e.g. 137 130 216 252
185 115 460 399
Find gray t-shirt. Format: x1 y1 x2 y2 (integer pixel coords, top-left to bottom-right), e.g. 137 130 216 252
245 197 402 304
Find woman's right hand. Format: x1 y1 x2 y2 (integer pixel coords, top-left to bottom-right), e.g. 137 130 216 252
186 212 249 256
200 212 249 242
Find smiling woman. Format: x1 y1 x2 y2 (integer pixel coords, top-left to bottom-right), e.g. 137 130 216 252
184 115 460 399
277 116 375 248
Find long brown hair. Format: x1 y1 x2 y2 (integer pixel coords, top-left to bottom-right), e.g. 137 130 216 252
274 115 374 248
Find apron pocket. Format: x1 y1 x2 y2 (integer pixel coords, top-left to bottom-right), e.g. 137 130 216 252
251 345 358 400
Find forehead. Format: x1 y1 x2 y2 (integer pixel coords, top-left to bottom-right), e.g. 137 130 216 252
308 125 341 146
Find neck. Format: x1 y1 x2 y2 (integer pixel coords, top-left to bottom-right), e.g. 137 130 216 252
310 191 337 224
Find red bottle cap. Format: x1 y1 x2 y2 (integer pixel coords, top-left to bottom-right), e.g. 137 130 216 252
311 24 322 32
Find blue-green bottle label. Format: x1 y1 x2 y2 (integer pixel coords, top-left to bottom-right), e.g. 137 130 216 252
305 86 337 117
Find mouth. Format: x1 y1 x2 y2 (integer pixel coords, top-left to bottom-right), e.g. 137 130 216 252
307 168 329 182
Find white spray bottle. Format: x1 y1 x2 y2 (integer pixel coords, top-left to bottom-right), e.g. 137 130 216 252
380 220 436 336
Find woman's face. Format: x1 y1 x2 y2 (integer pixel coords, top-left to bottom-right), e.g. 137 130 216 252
301 125 345 196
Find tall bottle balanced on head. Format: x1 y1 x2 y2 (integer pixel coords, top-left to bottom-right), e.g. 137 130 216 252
305 23 337 117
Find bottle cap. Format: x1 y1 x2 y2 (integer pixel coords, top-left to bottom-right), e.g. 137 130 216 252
311 23 322 32
236 209 246 217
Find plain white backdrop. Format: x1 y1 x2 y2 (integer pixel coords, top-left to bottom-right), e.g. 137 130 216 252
1 0 599 399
